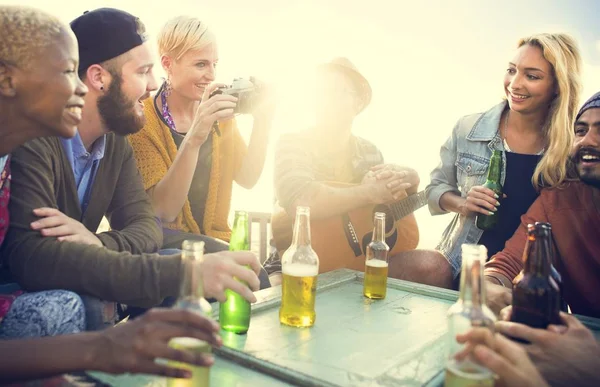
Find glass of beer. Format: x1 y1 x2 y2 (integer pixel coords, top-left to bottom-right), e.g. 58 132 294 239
363 212 390 299
279 206 320 328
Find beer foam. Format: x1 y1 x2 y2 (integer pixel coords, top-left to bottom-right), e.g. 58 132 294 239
366 260 388 268
282 263 318 277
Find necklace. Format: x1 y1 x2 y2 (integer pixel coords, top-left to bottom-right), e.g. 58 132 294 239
160 85 177 132
503 111 545 155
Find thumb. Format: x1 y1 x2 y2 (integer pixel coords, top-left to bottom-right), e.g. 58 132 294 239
202 83 227 102
560 312 584 329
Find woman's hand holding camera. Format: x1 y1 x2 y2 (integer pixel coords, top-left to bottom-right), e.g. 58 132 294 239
186 83 237 148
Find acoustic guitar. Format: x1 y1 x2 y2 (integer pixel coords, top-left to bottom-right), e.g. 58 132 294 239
271 190 428 273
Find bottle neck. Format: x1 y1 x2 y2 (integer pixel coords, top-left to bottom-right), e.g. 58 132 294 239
486 151 502 182
230 212 249 251
292 209 311 247
372 215 385 243
179 249 205 300
458 249 486 307
524 232 552 277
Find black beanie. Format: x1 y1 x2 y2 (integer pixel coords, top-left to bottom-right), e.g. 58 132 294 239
576 91 600 122
70 8 148 73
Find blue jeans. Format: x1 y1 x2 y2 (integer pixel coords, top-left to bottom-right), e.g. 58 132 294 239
0 290 85 339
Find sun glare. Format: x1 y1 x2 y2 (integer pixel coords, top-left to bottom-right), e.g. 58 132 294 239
10 0 600 250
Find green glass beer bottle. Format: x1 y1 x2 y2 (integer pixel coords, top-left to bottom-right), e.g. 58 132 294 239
219 211 252 334
475 150 503 231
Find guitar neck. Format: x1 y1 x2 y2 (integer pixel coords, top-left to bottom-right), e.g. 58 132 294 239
389 191 428 221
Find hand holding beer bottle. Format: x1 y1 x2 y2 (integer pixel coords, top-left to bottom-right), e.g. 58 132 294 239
363 212 389 299
493 313 600 387
446 244 497 387
463 150 503 230
510 223 561 333
200 251 261 303
88 308 221 379
454 327 549 387
219 211 252 334
279 206 319 328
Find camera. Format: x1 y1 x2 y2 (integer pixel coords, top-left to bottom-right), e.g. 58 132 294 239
209 77 264 115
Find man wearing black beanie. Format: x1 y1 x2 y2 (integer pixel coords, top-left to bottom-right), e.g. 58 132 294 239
1 8 262 329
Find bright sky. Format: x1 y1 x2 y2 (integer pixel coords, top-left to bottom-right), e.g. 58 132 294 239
11 0 600 249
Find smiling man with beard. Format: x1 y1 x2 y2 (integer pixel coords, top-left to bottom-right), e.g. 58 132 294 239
1 8 262 329
483 91 600 318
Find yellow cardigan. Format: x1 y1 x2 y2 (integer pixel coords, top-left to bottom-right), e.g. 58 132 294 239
129 98 247 241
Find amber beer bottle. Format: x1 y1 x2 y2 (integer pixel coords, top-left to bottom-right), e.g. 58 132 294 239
475 150 503 231
516 223 568 312
445 244 496 387
168 240 212 387
539 222 569 312
363 212 390 299
219 211 252 334
279 206 319 328
511 222 561 328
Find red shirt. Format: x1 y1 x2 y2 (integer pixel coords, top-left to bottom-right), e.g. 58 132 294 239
485 181 600 318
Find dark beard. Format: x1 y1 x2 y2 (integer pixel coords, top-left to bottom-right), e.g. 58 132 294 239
571 148 600 188
97 73 145 136
579 175 600 189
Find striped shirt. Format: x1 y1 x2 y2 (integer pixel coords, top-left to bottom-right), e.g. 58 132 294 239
274 131 384 211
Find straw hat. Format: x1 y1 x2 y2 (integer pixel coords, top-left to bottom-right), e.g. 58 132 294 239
317 57 372 114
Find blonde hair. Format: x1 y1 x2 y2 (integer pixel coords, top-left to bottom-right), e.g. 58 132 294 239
0 6 65 69
517 33 583 189
157 16 216 61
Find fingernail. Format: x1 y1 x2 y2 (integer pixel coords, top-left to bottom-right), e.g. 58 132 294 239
488 211 494 215
496 201 501 206
494 194 499 199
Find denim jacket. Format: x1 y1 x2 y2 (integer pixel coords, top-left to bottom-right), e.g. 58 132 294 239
426 101 508 278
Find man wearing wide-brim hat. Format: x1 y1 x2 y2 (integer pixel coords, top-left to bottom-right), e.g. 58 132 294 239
267 57 423 280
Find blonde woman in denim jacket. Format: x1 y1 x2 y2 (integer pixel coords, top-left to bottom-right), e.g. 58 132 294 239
420 33 583 289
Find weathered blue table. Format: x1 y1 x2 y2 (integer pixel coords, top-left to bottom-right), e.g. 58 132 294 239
88 269 600 386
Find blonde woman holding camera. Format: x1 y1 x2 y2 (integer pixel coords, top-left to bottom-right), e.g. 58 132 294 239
129 16 275 252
